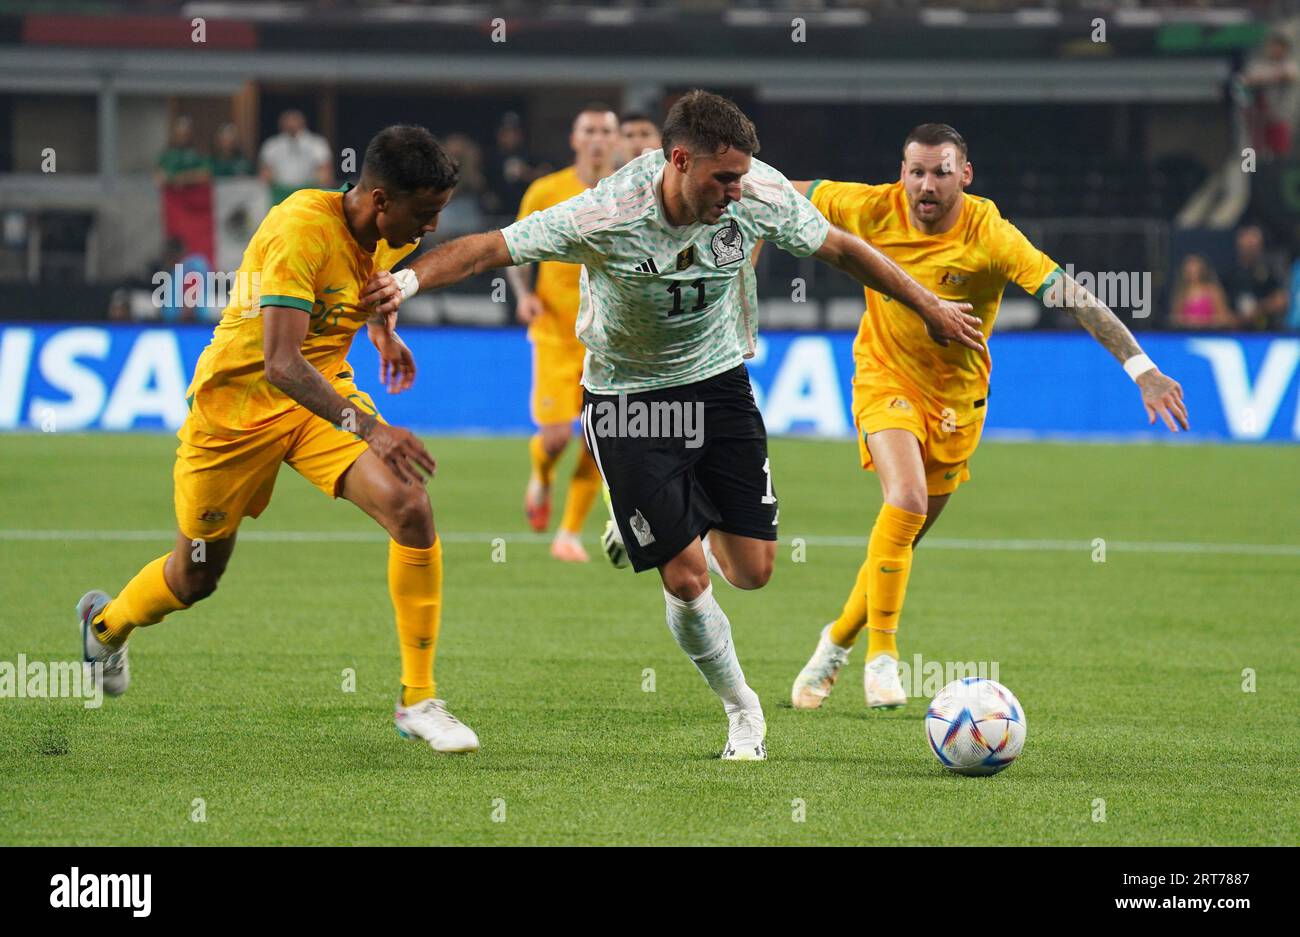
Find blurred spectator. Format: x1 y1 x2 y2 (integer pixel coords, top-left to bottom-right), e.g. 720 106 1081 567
156 115 214 265
259 110 333 205
618 111 662 165
155 116 210 187
107 287 132 322
156 236 214 324
1239 33 1298 159
211 123 255 178
1230 224 1289 330
439 133 488 236
482 111 548 215
1171 254 1236 330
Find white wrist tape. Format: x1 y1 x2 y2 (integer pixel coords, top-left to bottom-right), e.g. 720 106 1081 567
1123 353 1157 382
393 269 420 300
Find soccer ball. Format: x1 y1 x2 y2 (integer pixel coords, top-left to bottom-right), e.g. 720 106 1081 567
925 678 1027 776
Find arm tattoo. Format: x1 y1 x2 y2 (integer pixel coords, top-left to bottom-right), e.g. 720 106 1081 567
1058 274 1142 365
271 353 377 438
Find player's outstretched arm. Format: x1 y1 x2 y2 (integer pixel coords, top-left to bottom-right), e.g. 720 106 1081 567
1048 273 1189 432
814 225 985 352
263 306 436 484
361 231 514 319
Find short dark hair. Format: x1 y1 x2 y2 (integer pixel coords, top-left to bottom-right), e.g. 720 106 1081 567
577 101 616 119
903 123 968 161
361 125 459 195
620 111 656 127
661 90 760 158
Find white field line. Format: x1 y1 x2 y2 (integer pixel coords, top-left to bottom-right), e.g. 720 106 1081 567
0 529 1297 557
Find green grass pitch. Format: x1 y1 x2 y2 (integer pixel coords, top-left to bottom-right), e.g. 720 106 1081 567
1 432 1296 845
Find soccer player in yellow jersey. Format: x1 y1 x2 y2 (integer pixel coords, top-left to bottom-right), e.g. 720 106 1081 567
76 126 481 752
507 104 620 562
789 123 1189 710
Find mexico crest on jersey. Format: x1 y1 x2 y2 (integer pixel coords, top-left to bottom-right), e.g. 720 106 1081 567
710 219 744 266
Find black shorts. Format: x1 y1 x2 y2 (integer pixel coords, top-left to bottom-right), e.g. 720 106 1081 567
580 364 778 573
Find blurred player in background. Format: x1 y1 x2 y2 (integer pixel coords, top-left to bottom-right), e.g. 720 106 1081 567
78 126 482 754
789 123 1189 712
618 111 662 165
363 91 982 762
507 104 620 562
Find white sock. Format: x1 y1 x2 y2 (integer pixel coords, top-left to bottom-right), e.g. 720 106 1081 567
663 583 751 707
700 533 737 589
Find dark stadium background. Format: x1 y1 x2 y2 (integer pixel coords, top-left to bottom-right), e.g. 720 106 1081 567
0 0 1292 325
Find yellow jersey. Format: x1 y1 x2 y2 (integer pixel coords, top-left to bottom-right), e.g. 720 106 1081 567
184 184 416 437
808 180 1059 423
516 166 591 345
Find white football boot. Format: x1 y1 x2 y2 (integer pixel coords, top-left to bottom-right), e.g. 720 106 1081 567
721 688 767 761
395 697 480 753
791 623 850 710
77 590 129 697
864 652 907 709
599 486 628 569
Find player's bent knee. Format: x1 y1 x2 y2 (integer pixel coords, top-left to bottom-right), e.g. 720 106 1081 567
887 488 928 516
388 487 434 539
540 425 570 456
174 569 222 605
662 564 711 602
733 557 774 590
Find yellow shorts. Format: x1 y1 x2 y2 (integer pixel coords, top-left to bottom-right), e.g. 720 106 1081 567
852 376 984 497
173 379 383 541
530 339 585 426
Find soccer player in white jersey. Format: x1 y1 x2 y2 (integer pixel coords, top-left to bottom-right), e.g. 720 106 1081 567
362 90 983 761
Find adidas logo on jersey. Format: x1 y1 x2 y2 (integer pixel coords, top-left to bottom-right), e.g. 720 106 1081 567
634 258 660 274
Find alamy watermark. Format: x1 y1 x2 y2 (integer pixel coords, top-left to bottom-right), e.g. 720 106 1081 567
49 867 151 917
151 267 260 311
899 655 999 699
587 394 705 448
1041 263 1152 319
1 655 103 709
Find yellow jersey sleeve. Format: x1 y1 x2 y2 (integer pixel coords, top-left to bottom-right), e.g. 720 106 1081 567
516 176 549 223
257 221 329 314
807 179 883 236
988 214 1061 299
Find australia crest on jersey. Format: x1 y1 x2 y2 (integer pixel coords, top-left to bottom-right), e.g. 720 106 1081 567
710 218 744 266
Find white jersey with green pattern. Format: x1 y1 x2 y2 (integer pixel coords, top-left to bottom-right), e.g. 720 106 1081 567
501 149 830 394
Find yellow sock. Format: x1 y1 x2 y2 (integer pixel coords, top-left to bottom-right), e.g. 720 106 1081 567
865 502 926 660
390 538 442 706
829 556 872 648
529 433 560 487
559 446 601 535
93 554 188 646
